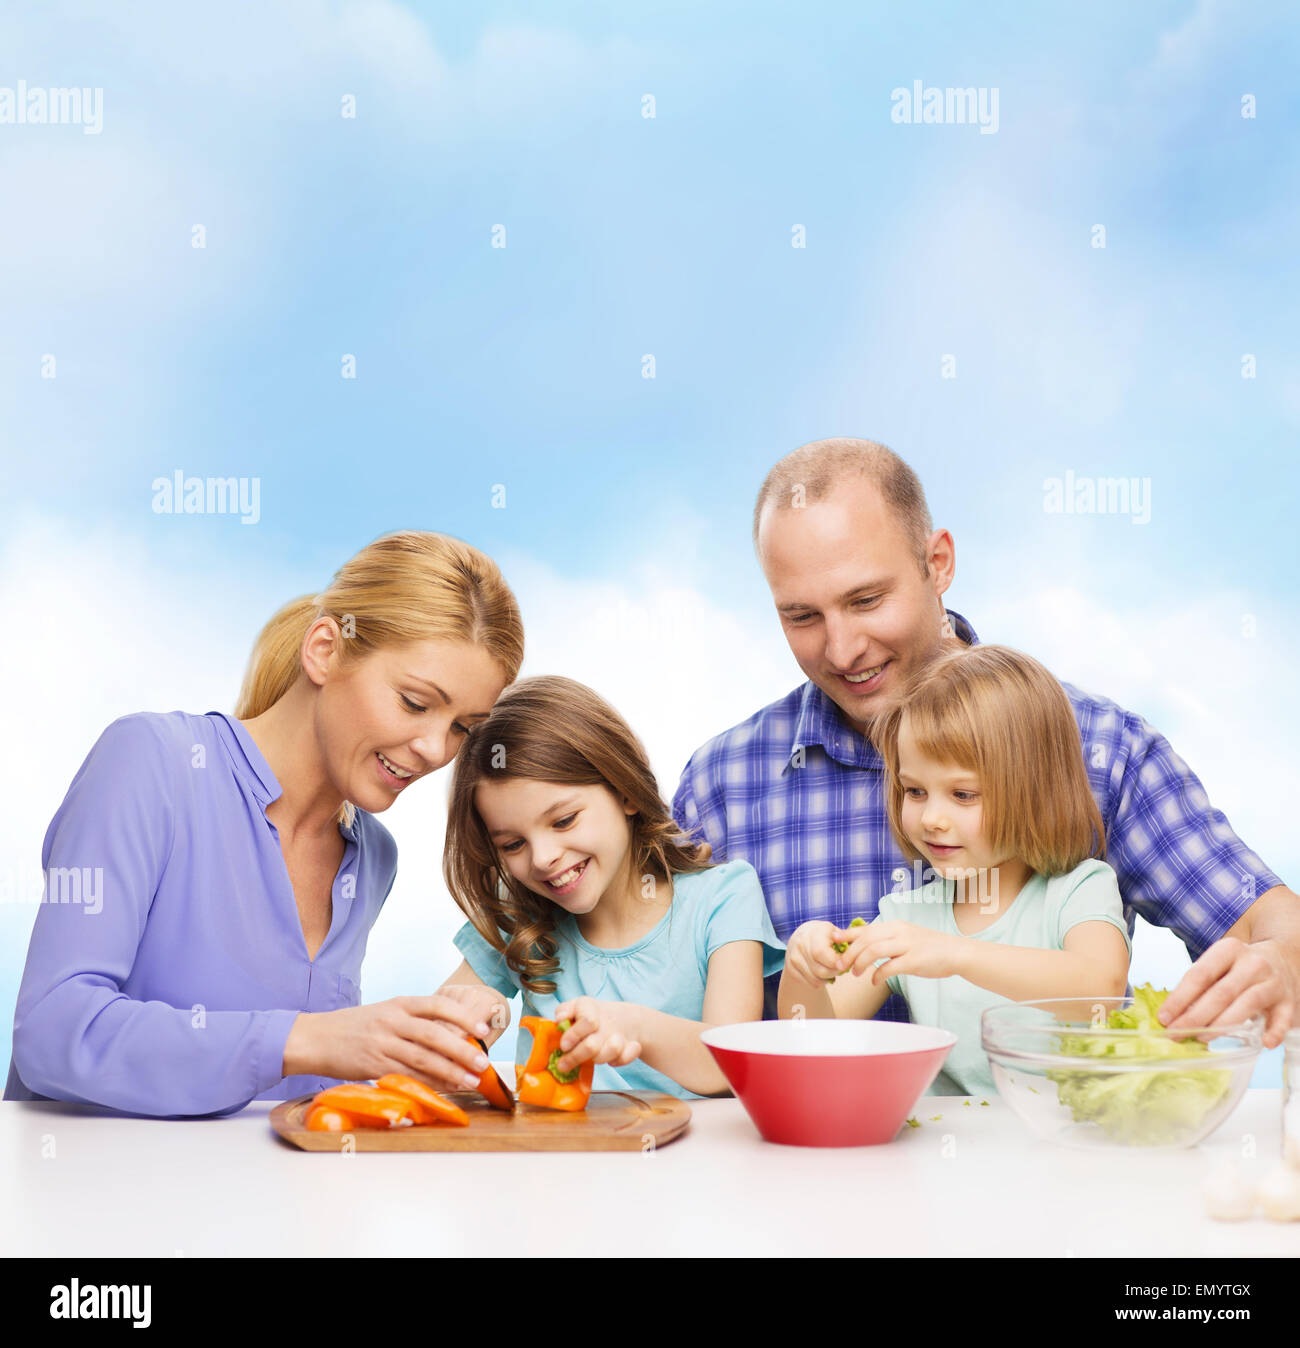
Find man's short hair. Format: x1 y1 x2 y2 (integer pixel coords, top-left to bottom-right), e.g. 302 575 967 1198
752 437 934 574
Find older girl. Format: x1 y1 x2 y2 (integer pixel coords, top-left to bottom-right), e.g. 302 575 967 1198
441 675 785 1098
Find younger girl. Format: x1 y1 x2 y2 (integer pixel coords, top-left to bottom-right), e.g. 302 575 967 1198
779 644 1131 1096
442 675 785 1099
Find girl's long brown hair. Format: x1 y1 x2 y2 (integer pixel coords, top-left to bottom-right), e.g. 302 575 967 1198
871 644 1106 876
443 675 714 994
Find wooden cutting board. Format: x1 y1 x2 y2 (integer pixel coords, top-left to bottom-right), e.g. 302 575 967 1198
270 1089 692 1152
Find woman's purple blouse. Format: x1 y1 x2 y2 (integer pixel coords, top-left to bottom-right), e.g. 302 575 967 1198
4 712 398 1117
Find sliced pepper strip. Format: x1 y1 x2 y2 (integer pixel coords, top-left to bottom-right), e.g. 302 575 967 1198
305 1105 355 1132
515 1016 594 1112
309 1083 417 1127
375 1074 470 1127
467 1036 515 1111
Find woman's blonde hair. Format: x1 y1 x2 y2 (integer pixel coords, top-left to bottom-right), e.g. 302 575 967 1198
443 675 714 995
872 644 1105 877
235 531 525 824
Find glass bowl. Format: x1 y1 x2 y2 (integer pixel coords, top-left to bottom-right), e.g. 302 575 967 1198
981 997 1263 1150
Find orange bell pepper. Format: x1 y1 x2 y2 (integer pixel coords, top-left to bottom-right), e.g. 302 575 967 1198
375 1074 469 1127
306 1104 355 1132
310 1083 418 1127
515 1017 594 1112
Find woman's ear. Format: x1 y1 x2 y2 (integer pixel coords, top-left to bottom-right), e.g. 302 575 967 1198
300 616 343 687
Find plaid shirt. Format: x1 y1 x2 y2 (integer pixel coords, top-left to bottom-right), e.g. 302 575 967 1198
671 610 1283 1021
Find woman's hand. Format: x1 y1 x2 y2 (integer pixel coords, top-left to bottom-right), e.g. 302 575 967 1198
784 920 848 985
551 997 643 1073
283 993 495 1092
850 920 960 984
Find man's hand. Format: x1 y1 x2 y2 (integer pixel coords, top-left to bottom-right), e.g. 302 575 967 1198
1160 935 1296 1048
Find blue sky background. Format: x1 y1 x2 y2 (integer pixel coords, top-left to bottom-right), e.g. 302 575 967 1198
2 1 1297 1088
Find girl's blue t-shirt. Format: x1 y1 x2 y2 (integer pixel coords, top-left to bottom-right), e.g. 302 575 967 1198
452 859 786 1099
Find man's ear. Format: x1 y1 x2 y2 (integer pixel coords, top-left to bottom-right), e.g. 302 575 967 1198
926 528 956 596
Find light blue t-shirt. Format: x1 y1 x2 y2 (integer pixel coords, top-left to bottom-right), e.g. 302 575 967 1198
453 859 786 1099
877 858 1132 1097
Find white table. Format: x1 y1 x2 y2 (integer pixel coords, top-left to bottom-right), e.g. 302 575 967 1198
2 1090 1295 1257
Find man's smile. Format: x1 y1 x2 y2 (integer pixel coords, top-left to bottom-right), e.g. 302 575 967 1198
836 660 889 691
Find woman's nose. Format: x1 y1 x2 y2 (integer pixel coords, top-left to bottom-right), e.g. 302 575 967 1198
408 732 449 771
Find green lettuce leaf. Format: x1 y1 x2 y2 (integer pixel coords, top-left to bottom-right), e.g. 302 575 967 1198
1045 984 1233 1145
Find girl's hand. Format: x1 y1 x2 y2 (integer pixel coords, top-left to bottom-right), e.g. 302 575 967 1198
850 921 960 984
436 982 512 1046
551 997 643 1073
785 921 848 985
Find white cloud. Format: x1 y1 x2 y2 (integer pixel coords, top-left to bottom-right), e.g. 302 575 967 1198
493 544 797 789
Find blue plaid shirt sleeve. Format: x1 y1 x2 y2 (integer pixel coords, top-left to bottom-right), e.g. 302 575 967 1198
671 753 729 863
1096 708 1283 960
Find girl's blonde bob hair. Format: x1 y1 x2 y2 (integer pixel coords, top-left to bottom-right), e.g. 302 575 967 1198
235 530 524 824
443 675 713 995
872 644 1105 876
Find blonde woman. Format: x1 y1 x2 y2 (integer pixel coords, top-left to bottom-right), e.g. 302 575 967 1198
778 644 1132 1096
6 531 523 1117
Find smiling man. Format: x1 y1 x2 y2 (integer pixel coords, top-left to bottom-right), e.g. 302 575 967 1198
672 437 1300 1044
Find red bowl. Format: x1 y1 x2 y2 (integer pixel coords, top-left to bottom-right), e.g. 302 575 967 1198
701 1019 957 1147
